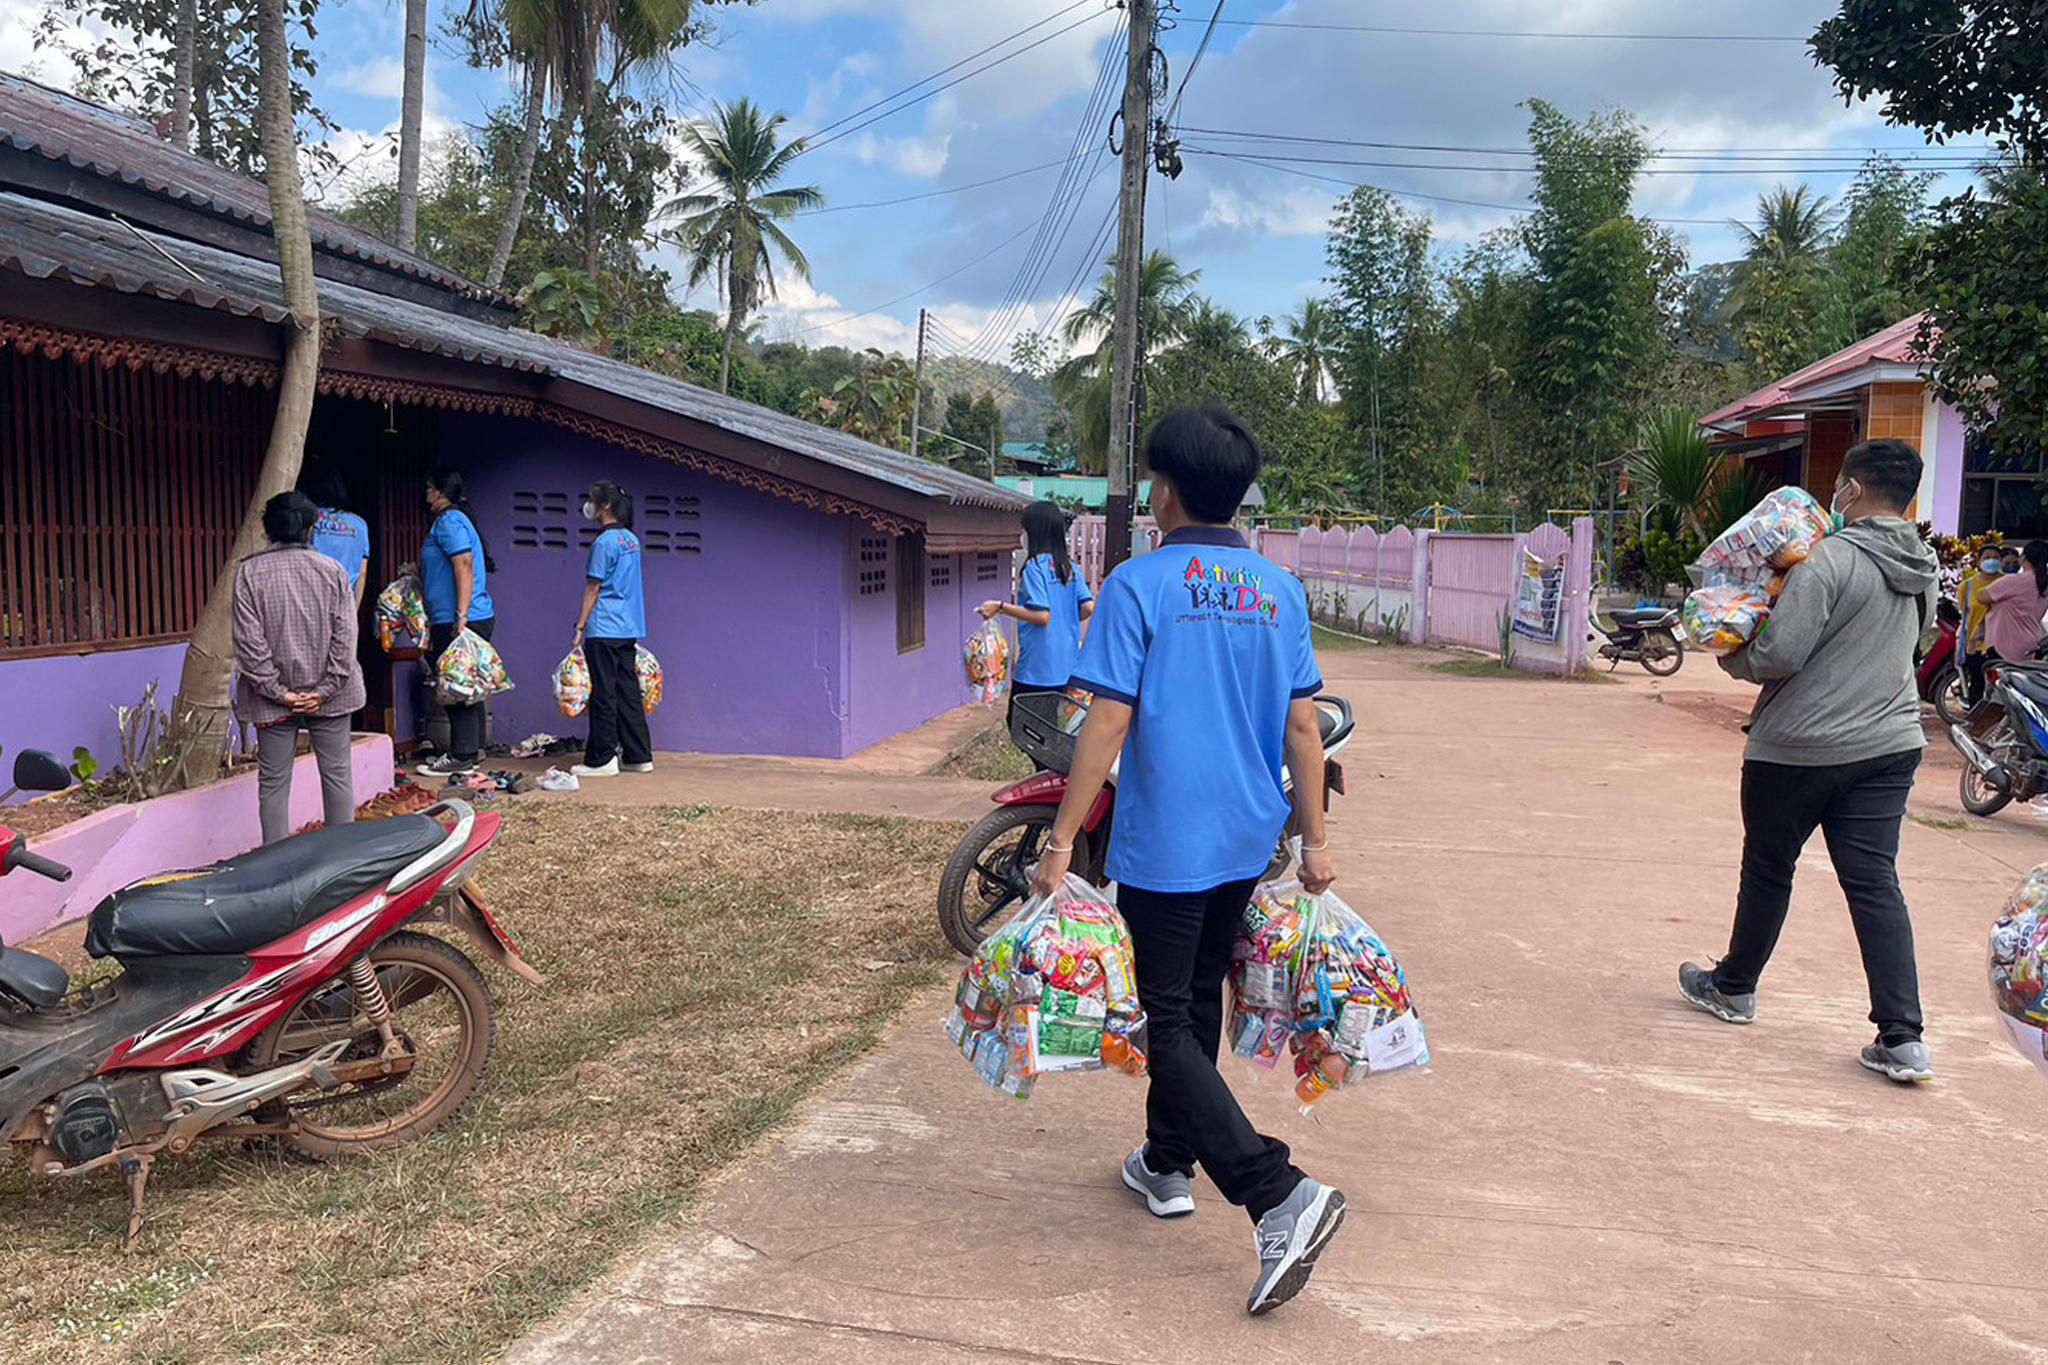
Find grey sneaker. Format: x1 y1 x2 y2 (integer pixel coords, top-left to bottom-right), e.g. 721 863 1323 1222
1678 961 1756 1025
1122 1145 1194 1218
1859 1039 1933 1083
1247 1178 1347 1316
415 754 476 778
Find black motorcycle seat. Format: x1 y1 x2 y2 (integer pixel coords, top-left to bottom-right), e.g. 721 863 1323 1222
0 941 68 1008
84 817 445 960
1610 608 1673 627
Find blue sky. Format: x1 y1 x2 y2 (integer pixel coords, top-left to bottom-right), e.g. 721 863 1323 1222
2 0 1983 364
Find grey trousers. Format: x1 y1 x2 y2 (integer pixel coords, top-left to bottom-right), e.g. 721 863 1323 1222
257 713 356 845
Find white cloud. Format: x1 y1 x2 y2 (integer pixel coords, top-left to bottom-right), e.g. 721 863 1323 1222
1 0 97 89
1198 184 1333 238
300 113 460 208
332 56 407 103
755 274 918 353
848 129 950 178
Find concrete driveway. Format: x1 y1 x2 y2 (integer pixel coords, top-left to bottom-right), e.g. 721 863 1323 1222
507 641 2048 1365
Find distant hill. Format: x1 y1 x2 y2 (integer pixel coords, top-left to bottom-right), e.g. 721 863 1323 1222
925 355 1057 442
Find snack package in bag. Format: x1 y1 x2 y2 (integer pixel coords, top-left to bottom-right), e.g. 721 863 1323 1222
1680 487 1833 654
635 645 664 712
1681 584 1774 653
946 875 1148 1100
1991 860 2048 1077
1228 880 1428 1109
375 574 429 652
963 620 1010 707
436 628 514 705
552 648 591 717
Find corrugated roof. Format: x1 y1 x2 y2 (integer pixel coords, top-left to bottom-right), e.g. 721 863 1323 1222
1702 312 1931 429
0 191 1030 511
0 71 501 304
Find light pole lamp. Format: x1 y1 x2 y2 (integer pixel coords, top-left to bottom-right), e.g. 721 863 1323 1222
925 430 995 480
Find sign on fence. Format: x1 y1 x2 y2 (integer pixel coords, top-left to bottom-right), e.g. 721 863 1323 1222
1511 547 1565 644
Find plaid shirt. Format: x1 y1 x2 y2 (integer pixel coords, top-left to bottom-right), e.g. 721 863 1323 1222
232 543 366 726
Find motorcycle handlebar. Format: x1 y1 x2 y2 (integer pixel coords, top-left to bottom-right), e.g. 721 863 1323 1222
4 839 72 883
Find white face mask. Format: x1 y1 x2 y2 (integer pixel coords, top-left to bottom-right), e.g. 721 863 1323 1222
582 499 598 522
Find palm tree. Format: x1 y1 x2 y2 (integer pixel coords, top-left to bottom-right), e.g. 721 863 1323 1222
1271 297 1334 403
1630 408 1726 540
661 98 823 394
1181 299 1250 357
395 0 429 252
1734 185 1837 269
1052 249 1201 472
168 0 323 782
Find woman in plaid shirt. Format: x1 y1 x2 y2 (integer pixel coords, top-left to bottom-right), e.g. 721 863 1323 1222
232 491 366 843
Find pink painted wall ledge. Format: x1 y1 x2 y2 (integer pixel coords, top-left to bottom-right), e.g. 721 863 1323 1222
2 734 395 945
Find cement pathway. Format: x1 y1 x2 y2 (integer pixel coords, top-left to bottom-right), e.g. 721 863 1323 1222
507 643 2048 1365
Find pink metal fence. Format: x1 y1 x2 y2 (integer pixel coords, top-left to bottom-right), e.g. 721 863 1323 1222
1426 534 1523 651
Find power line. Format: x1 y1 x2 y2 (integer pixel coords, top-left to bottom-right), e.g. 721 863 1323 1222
798 5 1114 159
1162 0 1228 126
770 215 1047 342
1208 18 1808 42
801 152 1091 215
1178 125 1997 162
1181 145 1985 176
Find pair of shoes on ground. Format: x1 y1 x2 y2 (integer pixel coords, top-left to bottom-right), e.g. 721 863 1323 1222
1121 1145 1347 1317
1676 961 1932 1083
568 756 656 779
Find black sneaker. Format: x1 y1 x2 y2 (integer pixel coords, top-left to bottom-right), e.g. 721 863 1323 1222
1678 961 1756 1024
415 754 477 778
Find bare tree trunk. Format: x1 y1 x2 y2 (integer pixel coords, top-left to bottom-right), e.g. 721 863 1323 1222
395 0 428 253
168 0 323 788
484 71 545 291
580 28 599 277
171 0 197 149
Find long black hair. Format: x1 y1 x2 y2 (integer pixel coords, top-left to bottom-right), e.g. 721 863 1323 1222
429 468 497 573
588 479 634 532
2026 539 2048 595
1023 500 1073 585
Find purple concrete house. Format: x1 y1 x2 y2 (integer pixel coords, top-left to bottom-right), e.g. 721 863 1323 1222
0 74 1029 772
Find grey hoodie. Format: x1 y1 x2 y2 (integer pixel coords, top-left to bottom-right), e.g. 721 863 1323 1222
1720 516 1940 766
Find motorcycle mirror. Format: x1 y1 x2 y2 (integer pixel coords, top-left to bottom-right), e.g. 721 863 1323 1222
10 749 72 795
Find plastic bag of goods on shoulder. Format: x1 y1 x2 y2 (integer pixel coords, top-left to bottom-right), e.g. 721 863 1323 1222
1990 861 2048 1077
552 648 591 717
964 620 1010 707
1681 584 1774 653
375 575 429 652
635 645 664 712
1692 487 1831 583
436 628 514 705
1228 881 1428 1109
946 875 1148 1100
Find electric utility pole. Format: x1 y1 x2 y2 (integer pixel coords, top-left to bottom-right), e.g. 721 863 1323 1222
1104 0 1155 574
909 307 928 457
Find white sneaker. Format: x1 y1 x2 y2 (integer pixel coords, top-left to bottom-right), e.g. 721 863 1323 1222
623 761 655 774
571 757 620 778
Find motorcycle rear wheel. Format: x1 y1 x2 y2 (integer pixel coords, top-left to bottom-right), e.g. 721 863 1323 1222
1930 661 1969 727
246 931 495 1159
938 805 1092 956
1639 630 1685 676
1962 762 2015 817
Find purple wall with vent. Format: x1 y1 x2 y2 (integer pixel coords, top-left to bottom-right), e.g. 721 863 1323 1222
445 413 854 758
842 543 993 753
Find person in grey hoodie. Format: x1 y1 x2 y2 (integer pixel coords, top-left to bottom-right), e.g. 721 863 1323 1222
1679 439 1941 1083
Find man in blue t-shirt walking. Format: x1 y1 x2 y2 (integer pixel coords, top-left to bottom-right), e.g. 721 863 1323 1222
1030 404 1345 1316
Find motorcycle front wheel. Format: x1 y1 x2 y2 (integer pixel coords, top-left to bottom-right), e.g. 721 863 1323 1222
1638 630 1685 676
938 805 1092 956
246 931 495 1159
1931 661 1969 727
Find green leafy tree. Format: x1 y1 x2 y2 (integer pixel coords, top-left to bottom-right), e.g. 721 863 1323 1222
1270 298 1335 404
520 267 607 343
805 349 917 448
1815 157 1937 349
1630 407 1726 538
1814 1 2048 155
1730 185 1837 378
1053 249 1202 473
662 98 823 394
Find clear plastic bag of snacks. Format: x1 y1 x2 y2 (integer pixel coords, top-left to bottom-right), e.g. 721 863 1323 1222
1992 861 2048 1078
1681 583 1774 653
1691 487 1831 583
552 648 591 717
635 645 663 712
375 574 428 652
436 628 514 705
946 875 1149 1100
1228 879 1428 1110
964 620 1010 707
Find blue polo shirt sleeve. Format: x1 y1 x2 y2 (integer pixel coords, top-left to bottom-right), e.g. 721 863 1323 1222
430 512 472 563
1071 572 1146 705
1018 555 1049 610
1289 580 1323 699
587 529 618 581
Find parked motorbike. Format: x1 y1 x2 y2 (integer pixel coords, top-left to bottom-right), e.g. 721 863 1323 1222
1950 660 2048 817
936 695 1356 955
0 748 540 1244
1591 606 1685 675
1916 598 1967 725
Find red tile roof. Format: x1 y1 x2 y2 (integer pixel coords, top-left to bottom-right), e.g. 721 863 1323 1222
1700 312 1932 429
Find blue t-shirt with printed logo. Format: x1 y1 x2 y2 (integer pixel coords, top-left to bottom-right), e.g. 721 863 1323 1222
309 507 369 586
1015 553 1093 688
421 509 494 625
585 526 646 639
1072 526 1323 893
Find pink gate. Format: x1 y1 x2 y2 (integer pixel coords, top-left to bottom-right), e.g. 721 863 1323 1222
1426 534 1523 651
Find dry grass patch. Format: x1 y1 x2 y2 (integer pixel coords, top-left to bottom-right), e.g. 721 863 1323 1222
0 801 961 1365
933 723 1034 784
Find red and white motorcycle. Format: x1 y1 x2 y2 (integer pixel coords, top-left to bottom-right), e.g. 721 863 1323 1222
0 748 540 1243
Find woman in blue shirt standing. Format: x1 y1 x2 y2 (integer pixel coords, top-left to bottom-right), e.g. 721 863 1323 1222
979 500 1093 724
571 480 653 778
417 469 497 779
